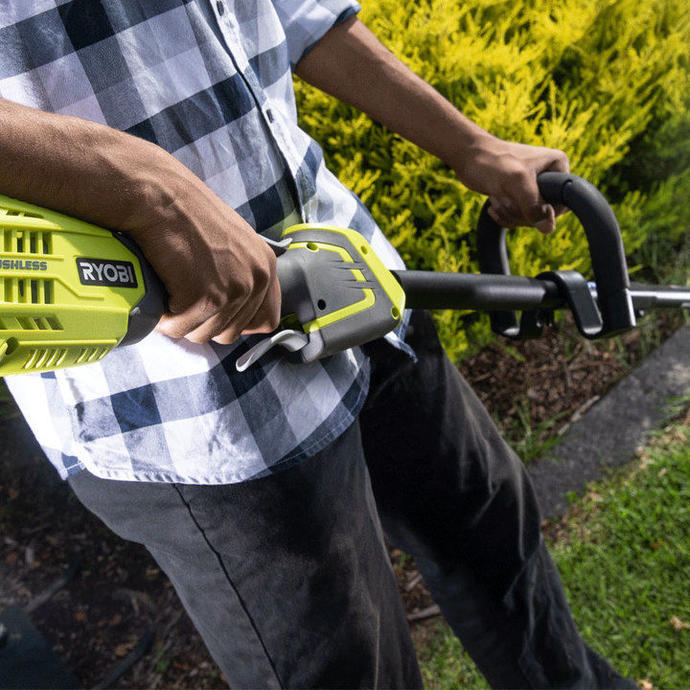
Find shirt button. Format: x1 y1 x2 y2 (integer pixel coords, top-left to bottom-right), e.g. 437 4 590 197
265 109 274 123
216 1 225 16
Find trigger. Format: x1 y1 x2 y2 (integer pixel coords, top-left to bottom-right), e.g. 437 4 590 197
235 329 309 372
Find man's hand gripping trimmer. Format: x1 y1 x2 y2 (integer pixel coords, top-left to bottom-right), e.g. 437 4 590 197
0 196 405 376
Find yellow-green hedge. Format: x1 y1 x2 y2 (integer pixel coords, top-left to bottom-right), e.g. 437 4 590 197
295 0 690 359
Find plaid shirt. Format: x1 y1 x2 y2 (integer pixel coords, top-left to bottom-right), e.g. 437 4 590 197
1 0 408 484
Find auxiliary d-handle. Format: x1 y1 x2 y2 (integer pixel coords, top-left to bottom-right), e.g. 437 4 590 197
476 172 636 339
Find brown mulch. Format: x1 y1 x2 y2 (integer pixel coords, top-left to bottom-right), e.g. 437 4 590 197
0 311 685 689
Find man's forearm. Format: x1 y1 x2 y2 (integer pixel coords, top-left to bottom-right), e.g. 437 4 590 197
295 18 568 231
294 18 490 179
0 98 281 343
0 98 192 233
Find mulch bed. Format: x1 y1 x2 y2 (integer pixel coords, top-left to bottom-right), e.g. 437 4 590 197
0 312 684 688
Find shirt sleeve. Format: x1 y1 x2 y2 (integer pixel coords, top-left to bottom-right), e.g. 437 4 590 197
271 0 362 69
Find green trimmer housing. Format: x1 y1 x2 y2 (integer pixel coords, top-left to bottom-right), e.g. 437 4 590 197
0 194 161 376
0 194 406 376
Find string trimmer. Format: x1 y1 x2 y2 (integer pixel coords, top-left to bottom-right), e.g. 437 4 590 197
0 172 687 377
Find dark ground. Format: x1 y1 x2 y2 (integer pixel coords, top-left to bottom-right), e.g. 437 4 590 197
0 312 685 689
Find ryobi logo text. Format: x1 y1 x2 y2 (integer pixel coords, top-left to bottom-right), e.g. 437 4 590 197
76 258 138 288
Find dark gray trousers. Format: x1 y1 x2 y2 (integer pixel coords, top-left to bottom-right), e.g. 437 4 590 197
68 312 634 689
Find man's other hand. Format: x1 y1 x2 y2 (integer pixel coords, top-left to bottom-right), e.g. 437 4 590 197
453 137 570 235
296 18 570 236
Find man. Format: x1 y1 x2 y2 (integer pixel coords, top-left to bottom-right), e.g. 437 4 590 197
0 1 635 687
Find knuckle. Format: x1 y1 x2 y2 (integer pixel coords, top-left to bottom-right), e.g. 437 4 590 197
251 306 281 334
254 266 272 292
257 249 277 287
264 241 278 267
256 239 275 266
212 329 239 346
160 323 187 340
504 199 521 216
197 288 225 315
231 280 251 303
514 168 531 187
505 160 524 178
252 323 274 335
267 307 281 331
528 203 545 221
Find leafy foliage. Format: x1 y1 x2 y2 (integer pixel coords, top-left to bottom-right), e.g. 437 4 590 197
295 0 690 358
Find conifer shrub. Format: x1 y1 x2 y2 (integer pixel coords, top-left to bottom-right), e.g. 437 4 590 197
295 0 690 358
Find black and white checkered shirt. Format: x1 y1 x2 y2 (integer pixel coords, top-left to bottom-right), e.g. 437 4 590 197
1 0 408 484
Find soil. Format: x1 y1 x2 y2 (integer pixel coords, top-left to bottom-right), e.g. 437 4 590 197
0 311 684 689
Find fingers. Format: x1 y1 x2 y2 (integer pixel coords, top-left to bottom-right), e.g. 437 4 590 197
184 301 248 344
156 281 279 345
534 204 555 234
211 274 281 345
237 270 282 336
488 197 527 229
512 168 550 230
158 275 279 345
155 285 236 341
543 149 570 218
491 148 570 234
489 195 555 234
490 196 555 234
508 160 563 234
155 248 281 345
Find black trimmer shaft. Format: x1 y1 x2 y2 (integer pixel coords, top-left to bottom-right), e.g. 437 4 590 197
392 270 690 314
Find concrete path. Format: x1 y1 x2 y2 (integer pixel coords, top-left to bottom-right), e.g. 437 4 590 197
528 325 690 519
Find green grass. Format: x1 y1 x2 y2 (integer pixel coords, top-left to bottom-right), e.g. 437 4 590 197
417 402 690 689
499 396 566 463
